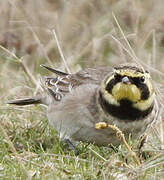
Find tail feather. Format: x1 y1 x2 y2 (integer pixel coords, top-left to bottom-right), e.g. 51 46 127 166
7 98 41 106
40 64 69 76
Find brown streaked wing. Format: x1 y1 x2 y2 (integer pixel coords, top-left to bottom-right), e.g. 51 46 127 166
42 65 112 101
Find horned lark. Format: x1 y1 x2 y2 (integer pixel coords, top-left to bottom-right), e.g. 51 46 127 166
8 63 156 146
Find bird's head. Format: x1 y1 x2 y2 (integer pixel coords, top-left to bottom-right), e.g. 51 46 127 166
99 64 155 120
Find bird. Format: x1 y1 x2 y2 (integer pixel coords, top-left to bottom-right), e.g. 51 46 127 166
8 63 156 147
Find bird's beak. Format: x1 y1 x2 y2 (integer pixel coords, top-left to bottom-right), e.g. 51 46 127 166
122 76 130 84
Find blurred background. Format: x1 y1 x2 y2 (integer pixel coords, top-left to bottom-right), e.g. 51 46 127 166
0 1 163 97
0 1 164 89
0 0 164 178
0 0 164 98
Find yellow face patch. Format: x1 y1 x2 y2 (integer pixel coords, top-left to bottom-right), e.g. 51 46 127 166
101 66 154 107
111 83 141 102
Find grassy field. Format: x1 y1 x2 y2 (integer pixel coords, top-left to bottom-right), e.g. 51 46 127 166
0 0 164 179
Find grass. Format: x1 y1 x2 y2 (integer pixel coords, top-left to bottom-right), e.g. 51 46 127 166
0 51 164 180
0 0 164 179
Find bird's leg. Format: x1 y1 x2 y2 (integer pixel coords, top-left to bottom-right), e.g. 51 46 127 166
63 139 79 155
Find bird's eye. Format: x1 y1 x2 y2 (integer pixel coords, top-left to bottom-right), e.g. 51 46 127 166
114 73 117 78
114 73 122 82
140 76 145 83
114 73 120 79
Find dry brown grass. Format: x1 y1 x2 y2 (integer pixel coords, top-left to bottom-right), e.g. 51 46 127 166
0 0 164 179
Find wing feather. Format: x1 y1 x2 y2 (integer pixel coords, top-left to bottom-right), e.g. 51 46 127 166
41 65 112 101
